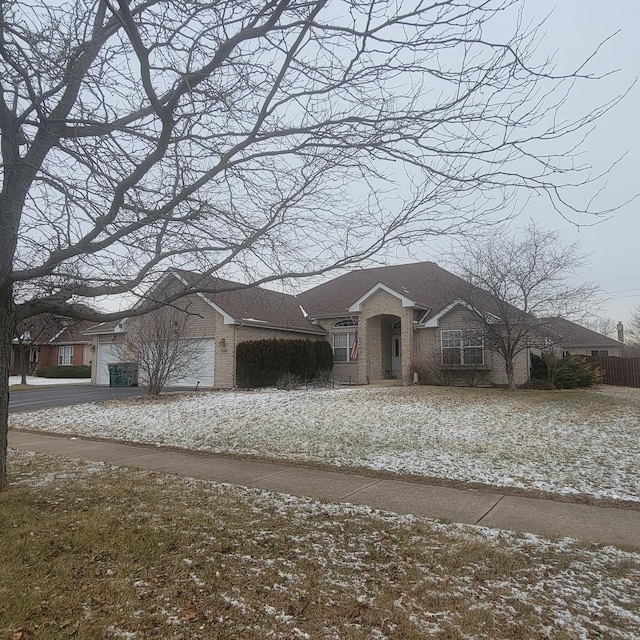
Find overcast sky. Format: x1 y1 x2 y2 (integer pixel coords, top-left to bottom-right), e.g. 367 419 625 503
518 0 639 323
104 1 640 325
311 0 640 324
450 0 639 325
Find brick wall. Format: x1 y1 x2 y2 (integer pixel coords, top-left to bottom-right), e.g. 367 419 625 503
414 305 530 387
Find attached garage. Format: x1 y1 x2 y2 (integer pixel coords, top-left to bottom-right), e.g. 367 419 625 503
165 338 215 388
96 342 122 386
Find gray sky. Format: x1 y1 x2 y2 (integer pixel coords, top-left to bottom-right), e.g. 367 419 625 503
494 0 639 323
326 0 640 324
102 1 640 325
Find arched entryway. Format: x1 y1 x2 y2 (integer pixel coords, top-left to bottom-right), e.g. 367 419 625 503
366 314 401 380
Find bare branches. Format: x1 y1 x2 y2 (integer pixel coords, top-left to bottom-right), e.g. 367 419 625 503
0 0 627 318
445 221 597 389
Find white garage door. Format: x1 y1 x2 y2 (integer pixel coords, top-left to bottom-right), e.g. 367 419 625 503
166 338 215 388
96 343 122 385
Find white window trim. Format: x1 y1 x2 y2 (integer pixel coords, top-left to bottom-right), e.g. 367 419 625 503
333 318 358 328
441 330 484 365
58 345 74 365
333 332 357 362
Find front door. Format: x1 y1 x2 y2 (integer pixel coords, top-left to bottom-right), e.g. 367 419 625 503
391 335 401 378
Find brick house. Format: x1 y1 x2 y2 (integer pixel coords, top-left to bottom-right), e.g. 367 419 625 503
10 320 93 376
86 262 539 387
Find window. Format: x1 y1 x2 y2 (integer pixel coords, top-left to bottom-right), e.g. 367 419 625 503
591 350 609 357
28 347 38 364
333 332 357 362
441 330 484 365
333 318 358 328
58 345 74 365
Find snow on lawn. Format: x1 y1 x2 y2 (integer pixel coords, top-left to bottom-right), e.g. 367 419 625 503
10 385 640 502
8 449 640 639
9 375 90 386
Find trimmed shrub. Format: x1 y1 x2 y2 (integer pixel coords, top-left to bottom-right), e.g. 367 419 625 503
236 338 333 388
530 353 548 380
36 364 91 378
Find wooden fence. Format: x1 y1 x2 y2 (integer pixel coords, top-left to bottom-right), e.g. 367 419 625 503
585 356 640 388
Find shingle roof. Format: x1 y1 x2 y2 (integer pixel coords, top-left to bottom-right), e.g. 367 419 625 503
50 320 94 343
297 261 502 319
173 270 325 334
541 317 624 349
84 319 126 335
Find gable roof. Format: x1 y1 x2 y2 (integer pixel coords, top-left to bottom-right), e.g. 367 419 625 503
541 317 624 349
297 261 507 320
170 270 325 334
49 320 94 344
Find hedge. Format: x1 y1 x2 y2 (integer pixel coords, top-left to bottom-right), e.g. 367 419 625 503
236 338 333 388
36 364 91 378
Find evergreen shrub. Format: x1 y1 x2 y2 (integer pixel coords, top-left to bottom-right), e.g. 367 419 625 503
236 338 333 388
526 353 602 389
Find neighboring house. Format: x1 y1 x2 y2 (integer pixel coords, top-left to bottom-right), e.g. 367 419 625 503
86 262 533 388
10 320 93 376
540 316 626 358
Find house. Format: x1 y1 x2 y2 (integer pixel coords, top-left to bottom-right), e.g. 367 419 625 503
85 270 326 387
86 262 532 388
10 320 93 376
297 262 529 387
540 316 625 358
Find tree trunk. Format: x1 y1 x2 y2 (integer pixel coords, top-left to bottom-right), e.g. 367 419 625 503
19 343 27 385
505 358 516 391
0 290 15 490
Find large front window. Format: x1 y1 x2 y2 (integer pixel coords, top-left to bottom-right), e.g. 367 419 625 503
333 332 358 362
58 345 74 365
441 330 484 365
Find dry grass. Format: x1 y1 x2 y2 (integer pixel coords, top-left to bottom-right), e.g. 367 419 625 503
2 451 640 639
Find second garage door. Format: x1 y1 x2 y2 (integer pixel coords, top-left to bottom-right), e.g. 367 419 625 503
165 338 215 388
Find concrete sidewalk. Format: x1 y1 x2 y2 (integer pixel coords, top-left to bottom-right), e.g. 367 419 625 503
9 430 640 549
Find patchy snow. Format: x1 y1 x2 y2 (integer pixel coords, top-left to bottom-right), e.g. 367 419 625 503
9 375 90 386
8 448 640 639
10 385 640 502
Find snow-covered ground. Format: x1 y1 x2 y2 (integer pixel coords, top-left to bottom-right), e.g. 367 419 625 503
10 385 640 502
9 375 90 386
8 448 640 639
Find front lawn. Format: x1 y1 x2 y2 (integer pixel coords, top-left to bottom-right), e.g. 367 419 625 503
9 385 640 503
2 450 639 639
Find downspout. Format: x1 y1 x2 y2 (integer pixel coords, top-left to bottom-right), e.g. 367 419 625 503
233 320 244 387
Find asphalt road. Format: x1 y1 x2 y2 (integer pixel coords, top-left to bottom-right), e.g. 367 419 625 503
8 385 150 413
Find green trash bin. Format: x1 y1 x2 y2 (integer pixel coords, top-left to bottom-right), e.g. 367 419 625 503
108 363 138 387
107 363 120 387
119 363 138 387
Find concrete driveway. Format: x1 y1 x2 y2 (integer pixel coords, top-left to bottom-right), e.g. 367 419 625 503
9 385 151 413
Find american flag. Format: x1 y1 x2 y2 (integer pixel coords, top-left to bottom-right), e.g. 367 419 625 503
350 331 358 360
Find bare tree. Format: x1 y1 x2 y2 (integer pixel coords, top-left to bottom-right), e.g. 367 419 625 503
584 315 617 338
446 222 596 390
0 0 626 487
117 307 205 396
625 306 640 355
